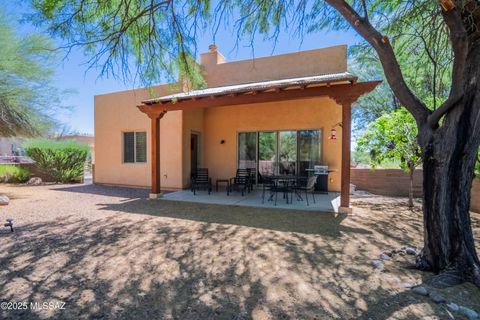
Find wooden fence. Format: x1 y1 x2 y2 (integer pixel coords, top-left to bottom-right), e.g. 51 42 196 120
351 168 480 213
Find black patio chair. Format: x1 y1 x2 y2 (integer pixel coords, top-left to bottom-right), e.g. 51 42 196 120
229 168 251 196
262 176 277 205
248 167 257 191
275 178 295 205
293 176 317 205
191 168 212 195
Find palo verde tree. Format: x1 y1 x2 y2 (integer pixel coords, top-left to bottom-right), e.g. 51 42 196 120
29 0 480 287
0 9 66 137
357 108 422 208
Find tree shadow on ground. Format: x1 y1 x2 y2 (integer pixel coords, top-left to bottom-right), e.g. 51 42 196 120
1 186 478 319
1 213 470 319
96 198 369 236
53 184 150 199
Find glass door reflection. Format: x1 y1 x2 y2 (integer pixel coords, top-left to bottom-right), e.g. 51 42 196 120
258 132 276 180
279 131 297 175
238 132 257 169
298 130 322 176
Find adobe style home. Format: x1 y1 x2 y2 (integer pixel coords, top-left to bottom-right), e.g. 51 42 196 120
94 44 379 212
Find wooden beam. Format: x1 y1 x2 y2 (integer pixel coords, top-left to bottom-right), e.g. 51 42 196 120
149 111 166 196
340 101 352 210
139 81 380 112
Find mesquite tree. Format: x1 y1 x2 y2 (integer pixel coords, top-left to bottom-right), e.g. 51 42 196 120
29 0 480 286
326 0 480 287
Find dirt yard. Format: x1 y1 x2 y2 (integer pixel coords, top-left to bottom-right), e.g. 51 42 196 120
0 183 479 319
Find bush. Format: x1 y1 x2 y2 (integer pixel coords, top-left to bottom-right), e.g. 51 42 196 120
24 139 89 183
0 165 31 183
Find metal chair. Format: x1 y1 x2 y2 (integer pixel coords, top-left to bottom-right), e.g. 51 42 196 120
294 176 317 205
229 168 251 196
191 168 212 195
262 176 277 204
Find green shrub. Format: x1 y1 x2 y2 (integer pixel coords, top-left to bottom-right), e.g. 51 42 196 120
24 139 89 183
0 165 31 183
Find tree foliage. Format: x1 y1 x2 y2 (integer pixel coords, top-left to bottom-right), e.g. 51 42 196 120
346 1 453 133
27 0 453 94
357 108 421 172
0 9 66 137
357 108 421 207
30 0 209 87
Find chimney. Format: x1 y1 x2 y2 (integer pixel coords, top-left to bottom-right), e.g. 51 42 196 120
200 44 225 67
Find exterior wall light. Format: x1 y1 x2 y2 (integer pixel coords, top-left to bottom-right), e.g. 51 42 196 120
329 122 343 140
329 128 337 140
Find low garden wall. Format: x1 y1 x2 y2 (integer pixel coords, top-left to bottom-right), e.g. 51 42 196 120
351 168 480 213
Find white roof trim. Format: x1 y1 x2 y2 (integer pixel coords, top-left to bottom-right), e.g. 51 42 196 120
142 72 357 104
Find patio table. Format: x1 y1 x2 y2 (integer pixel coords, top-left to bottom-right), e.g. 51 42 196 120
216 179 230 195
266 175 305 204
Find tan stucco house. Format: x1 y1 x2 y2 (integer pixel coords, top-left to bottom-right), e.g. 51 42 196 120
94 44 379 211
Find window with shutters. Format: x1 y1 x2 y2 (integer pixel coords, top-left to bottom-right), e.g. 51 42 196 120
123 131 147 163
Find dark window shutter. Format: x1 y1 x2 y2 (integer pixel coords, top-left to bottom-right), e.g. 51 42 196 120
135 132 147 162
123 132 135 163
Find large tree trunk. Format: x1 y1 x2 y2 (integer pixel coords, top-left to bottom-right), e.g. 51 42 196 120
416 39 480 287
418 141 480 287
408 162 415 208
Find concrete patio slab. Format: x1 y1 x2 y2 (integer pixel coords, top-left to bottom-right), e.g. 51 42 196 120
163 188 340 212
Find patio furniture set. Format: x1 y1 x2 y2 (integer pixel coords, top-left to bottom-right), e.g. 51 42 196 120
191 168 318 206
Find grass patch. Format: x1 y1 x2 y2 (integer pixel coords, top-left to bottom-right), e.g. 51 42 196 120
0 164 31 183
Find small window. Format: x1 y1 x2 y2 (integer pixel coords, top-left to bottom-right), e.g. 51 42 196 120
123 131 147 163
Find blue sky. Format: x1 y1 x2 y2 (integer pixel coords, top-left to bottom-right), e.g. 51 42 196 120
4 1 360 135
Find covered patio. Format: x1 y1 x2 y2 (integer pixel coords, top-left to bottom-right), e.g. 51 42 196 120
138 73 380 213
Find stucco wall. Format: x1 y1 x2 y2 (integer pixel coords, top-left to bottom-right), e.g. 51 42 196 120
201 45 347 87
203 97 343 191
94 85 184 189
351 168 423 197
351 168 480 213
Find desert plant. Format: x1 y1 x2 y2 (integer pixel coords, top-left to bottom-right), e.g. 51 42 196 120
0 165 31 183
24 139 89 183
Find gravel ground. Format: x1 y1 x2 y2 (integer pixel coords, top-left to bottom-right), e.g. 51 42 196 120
0 183 479 320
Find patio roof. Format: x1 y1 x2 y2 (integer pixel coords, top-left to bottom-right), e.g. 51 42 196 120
142 72 358 105
137 72 381 212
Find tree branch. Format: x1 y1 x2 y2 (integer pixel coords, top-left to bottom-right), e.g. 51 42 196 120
427 93 463 128
426 1 469 128
325 0 430 125
360 0 368 21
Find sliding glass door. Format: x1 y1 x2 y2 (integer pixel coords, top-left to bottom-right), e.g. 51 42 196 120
238 132 256 170
258 132 276 178
238 129 322 182
298 130 322 176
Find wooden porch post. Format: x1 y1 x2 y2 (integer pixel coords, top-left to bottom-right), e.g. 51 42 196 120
340 100 352 213
149 111 166 198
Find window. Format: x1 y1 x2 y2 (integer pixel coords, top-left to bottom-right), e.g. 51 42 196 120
123 131 147 163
